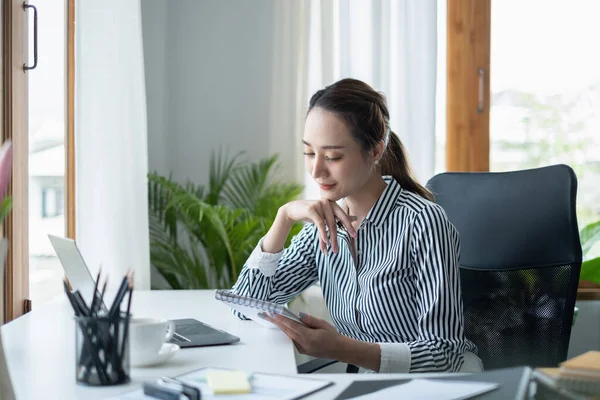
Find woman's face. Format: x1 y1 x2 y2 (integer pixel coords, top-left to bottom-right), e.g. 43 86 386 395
303 108 378 201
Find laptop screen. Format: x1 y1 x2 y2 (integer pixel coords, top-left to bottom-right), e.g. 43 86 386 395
48 234 98 307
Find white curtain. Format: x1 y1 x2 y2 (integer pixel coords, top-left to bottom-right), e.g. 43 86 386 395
269 0 438 198
267 1 312 184
75 0 151 290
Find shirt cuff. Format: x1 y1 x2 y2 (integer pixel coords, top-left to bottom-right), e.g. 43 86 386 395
378 342 411 373
246 237 284 277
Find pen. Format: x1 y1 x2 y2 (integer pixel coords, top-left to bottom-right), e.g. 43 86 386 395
108 273 130 319
89 268 101 316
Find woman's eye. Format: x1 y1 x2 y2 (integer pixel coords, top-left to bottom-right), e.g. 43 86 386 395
303 153 342 161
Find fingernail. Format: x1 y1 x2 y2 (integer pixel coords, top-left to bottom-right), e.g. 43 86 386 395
299 312 306 319
257 312 266 319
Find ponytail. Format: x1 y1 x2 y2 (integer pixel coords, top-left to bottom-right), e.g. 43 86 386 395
380 131 433 201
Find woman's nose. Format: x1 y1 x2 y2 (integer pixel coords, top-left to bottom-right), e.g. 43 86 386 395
311 156 328 179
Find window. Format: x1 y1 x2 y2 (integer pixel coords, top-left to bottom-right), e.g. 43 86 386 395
490 0 600 230
41 186 64 218
27 0 69 309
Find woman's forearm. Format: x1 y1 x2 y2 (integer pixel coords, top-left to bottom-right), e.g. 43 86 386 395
261 206 295 253
333 335 381 372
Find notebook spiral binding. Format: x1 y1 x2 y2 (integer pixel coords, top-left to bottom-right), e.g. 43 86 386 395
215 290 285 315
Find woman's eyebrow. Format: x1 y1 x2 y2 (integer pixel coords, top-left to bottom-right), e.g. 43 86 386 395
302 140 346 150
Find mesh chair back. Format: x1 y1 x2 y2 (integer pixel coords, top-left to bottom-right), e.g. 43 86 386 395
426 165 582 369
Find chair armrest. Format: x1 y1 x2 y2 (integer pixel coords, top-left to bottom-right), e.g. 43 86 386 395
297 358 338 373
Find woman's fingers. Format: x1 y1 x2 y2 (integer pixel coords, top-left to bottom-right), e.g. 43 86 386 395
322 202 339 253
293 200 358 254
308 205 328 254
331 203 358 238
261 313 305 342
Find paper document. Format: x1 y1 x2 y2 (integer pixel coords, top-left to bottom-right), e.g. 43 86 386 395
109 367 332 400
348 379 499 400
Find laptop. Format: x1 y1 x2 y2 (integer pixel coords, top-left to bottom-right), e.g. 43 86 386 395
48 234 240 348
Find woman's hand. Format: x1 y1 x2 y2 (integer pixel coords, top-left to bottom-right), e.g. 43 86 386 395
281 200 357 254
260 312 344 359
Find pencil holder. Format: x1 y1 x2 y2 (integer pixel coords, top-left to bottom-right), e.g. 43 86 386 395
74 313 130 386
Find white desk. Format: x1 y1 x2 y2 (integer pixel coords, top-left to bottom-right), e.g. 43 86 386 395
2 290 301 399
1 290 440 399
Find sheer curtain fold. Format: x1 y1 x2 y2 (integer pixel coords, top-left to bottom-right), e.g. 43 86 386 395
268 1 311 184
269 0 438 194
75 0 150 289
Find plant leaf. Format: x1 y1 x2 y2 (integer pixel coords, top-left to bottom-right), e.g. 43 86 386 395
580 256 600 285
580 220 600 257
0 196 12 224
222 155 279 211
207 148 243 205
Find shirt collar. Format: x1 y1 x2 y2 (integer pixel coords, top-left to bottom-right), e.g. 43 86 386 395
363 176 403 228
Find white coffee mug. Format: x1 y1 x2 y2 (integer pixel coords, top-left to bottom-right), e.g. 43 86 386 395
128 318 175 360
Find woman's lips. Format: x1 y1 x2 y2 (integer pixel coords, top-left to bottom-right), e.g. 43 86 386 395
319 183 337 191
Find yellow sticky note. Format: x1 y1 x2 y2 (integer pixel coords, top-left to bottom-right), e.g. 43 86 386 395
206 370 252 394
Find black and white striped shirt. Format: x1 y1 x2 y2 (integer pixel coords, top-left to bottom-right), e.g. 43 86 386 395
232 177 477 372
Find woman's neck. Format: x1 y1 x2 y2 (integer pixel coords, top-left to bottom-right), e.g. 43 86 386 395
344 176 388 227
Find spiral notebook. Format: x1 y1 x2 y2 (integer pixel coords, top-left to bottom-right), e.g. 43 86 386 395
215 290 305 329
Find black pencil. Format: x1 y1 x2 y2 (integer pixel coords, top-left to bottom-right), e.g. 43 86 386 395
119 272 134 360
73 290 90 317
63 278 81 316
95 278 108 316
90 268 102 317
109 273 130 319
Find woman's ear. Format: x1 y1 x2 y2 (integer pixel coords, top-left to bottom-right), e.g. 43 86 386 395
372 140 385 164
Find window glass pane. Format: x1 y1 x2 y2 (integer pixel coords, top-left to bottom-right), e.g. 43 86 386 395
28 0 66 308
490 1 600 244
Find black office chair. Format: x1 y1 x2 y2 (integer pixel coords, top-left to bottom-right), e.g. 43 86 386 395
425 164 582 369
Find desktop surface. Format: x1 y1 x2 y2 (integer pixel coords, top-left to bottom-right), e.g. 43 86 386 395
1 290 547 400
1 290 297 400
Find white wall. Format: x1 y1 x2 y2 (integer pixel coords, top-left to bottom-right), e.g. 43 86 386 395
142 0 276 185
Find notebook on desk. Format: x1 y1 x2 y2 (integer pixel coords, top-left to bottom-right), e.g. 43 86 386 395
334 366 531 400
48 234 240 348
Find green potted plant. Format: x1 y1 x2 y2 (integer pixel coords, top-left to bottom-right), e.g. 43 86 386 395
147 151 303 289
579 220 600 288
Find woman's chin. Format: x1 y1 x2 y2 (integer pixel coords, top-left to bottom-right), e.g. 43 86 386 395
319 190 343 202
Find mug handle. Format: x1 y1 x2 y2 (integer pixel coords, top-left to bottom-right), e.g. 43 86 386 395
165 321 175 342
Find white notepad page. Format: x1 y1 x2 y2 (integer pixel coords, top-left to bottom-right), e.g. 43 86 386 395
348 379 499 400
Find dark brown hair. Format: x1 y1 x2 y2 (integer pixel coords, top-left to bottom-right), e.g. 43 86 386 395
308 78 433 201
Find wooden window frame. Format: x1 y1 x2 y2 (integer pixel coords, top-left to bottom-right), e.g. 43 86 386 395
2 0 75 323
3 0 29 323
446 0 491 172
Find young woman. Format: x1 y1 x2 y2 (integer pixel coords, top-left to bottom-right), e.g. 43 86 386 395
231 78 480 373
